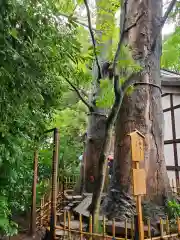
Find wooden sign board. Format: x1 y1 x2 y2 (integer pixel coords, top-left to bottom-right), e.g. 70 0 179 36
130 131 144 162
132 169 146 196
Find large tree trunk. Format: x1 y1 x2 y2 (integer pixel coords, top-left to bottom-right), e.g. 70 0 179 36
103 0 171 221
83 0 115 193
84 112 107 192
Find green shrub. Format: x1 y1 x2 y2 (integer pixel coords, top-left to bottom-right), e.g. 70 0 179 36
0 197 18 236
166 199 180 220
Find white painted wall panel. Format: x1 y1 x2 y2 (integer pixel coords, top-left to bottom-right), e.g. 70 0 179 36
162 95 170 109
164 111 172 140
173 94 180 106
174 108 180 138
162 86 180 94
167 171 176 187
176 143 180 166
164 144 175 166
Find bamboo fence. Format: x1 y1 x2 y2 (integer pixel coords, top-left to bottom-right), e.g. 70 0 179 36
35 176 180 239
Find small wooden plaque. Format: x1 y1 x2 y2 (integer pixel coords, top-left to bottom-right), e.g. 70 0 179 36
132 169 146 196
130 131 144 162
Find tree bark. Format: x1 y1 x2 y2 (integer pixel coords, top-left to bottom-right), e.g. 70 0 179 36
84 112 107 192
83 0 115 193
103 0 171 220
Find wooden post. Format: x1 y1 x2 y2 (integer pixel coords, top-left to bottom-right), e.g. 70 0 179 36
57 177 59 194
147 218 151 239
103 216 106 237
136 194 144 240
79 214 83 240
48 194 51 221
125 218 127 240
166 216 170 234
177 217 180 236
50 128 59 240
131 217 134 240
29 150 38 237
112 219 115 238
130 130 146 240
68 212 71 231
68 211 71 239
40 197 44 226
89 215 93 240
160 218 164 238
64 211 67 231
134 161 144 240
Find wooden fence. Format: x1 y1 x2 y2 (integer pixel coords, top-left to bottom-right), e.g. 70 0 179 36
35 176 180 239
52 210 180 240
36 191 64 227
32 129 180 239
36 175 79 227
62 175 79 190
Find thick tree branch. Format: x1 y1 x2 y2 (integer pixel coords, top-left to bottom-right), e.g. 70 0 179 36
112 0 128 74
124 11 145 33
112 0 144 117
83 0 102 79
151 0 177 51
113 1 145 74
106 73 134 127
114 75 120 100
161 0 177 27
64 78 94 112
112 0 128 104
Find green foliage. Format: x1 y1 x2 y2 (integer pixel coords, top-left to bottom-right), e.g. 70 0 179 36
168 1 180 23
96 0 119 60
0 197 18 237
96 44 141 108
0 0 88 236
52 102 87 176
166 200 180 221
161 27 180 72
96 79 115 108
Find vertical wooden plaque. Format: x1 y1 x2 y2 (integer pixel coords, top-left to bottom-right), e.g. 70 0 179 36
130 130 144 162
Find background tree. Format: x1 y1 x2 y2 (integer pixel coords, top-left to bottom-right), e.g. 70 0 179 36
0 0 88 236
161 27 180 72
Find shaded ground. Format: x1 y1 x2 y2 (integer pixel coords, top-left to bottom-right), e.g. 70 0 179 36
5 230 45 240
1 214 46 240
